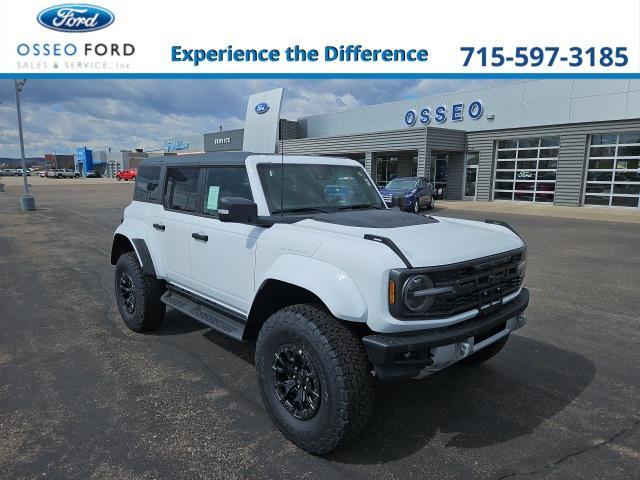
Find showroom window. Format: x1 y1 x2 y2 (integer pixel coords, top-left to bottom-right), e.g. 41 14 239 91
584 132 640 208
375 152 417 187
493 137 560 203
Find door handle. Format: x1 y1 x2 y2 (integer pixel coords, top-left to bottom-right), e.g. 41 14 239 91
192 232 208 242
153 223 165 231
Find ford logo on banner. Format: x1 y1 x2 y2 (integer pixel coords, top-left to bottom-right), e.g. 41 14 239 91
37 4 115 32
255 102 270 114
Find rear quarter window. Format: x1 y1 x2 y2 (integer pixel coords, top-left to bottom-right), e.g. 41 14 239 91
133 166 162 203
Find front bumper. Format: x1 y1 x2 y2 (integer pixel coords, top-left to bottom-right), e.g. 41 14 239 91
362 288 529 380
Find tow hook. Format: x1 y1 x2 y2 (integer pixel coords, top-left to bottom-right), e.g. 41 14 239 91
459 342 472 357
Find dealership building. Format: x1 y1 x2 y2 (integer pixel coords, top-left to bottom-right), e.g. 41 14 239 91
168 80 640 209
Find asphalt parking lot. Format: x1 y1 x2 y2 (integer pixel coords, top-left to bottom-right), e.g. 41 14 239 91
1 181 639 480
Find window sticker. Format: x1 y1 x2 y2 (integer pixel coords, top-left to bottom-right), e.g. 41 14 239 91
207 185 220 211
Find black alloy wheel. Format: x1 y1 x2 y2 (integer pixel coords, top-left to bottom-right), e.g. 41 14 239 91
119 272 135 314
272 344 321 420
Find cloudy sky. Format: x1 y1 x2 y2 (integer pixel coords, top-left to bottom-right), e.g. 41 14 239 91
0 79 504 158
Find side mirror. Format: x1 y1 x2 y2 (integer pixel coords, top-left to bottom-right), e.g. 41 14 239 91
218 197 258 224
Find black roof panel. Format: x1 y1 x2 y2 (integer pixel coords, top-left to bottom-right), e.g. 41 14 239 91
140 151 282 167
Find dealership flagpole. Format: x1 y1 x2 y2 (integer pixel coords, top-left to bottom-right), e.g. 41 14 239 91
14 79 35 211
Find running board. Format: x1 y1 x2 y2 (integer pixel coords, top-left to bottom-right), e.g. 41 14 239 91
161 289 246 341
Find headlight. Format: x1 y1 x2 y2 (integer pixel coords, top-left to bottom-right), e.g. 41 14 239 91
517 250 528 279
401 274 435 313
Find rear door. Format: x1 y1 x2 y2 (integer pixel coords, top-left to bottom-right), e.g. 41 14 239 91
154 166 201 288
189 165 259 314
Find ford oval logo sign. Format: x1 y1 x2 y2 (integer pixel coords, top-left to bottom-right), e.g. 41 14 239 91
37 4 115 32
255 102 270 115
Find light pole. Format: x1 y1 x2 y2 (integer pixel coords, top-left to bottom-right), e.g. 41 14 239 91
15 79 35 211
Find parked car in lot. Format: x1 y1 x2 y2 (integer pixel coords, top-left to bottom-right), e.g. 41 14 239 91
0 169 12 176
49 169 80 178
86 170 101 178
116 169 137 181
379 176 435 213
16 168 31 176
111 153 529 454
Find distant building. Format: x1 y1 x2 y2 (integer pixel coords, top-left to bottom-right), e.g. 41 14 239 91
44 153 74 170
104 149 150 177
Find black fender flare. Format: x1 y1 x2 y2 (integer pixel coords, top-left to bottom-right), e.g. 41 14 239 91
111 234 157 277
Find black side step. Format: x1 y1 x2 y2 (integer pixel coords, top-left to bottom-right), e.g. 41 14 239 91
161 289 246 341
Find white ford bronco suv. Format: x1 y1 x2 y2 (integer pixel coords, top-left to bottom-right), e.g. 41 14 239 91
111 152 529 454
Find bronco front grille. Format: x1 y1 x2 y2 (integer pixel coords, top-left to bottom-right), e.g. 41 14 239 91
390 248 526 320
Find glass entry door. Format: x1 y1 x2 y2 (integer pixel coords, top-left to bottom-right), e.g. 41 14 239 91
464 152 479 200
431 153 448 198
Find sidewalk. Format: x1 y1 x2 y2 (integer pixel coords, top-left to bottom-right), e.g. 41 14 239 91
437 200 640 224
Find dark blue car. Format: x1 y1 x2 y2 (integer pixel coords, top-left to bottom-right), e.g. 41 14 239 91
379 177 435 213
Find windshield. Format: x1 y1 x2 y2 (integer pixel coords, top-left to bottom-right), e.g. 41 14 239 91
257 163 385 214
385 179 417 190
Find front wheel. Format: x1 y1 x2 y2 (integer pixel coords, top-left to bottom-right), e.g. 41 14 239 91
114 252 165 332
413 199 420 214
255 305 374 454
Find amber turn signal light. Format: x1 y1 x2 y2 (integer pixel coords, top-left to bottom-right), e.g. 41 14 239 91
388 280 396 305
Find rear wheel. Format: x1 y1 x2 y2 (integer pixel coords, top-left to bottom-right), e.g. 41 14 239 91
459 335 509 365
256 304 374 454
427 198 435 209
114 252 165 332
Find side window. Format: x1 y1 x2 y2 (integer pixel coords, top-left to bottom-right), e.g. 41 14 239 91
133 165 162 203
164 167 200 213
203 167 253 216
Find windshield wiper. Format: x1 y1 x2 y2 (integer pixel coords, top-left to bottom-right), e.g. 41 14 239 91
271 206 330 214
337 204 383 210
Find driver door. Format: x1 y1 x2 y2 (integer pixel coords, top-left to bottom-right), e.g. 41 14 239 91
189 165 260 315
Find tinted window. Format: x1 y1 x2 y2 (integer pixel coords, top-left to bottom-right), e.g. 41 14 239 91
203 167 253 216
133 166 162 203
164 167 200 213
258 163 383 213
386 179 417 190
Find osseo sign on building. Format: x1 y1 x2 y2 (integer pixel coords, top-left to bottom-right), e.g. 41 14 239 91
404 100 484 127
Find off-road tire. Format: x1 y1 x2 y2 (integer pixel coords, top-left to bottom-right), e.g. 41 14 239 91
458 335 509 365
114 252 165 332
255 304 374 454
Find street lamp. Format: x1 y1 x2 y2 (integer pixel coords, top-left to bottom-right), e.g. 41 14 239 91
15 79 35 211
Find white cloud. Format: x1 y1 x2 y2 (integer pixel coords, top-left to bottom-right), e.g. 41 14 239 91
0 78 502 157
